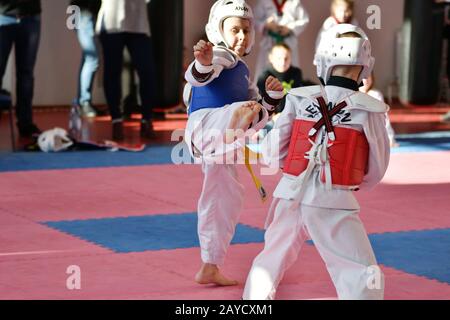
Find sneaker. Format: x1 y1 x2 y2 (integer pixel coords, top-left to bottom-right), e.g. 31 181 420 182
18 123 42 138
140 119 156 139
80 101 97 118
112 121 124 141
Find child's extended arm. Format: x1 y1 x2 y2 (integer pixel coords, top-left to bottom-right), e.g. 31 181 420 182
185 40 235 87
249 76 284 116
263 76 284 114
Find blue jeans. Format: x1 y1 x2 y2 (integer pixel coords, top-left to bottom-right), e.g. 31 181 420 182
0 15 41 127
99 32 157 121
76 12 99 105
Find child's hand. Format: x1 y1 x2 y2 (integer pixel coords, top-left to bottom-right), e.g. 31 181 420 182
265 76 284 92
265 17 278 33
278 25 292 37
194 40 213 66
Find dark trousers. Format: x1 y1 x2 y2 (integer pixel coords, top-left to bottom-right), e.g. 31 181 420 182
99 32 157 121
0 16 41 127
445 25 450 81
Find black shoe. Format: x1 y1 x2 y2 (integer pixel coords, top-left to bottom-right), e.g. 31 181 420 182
18 123 41 138
152 111 166 120
112 121 124 141
80 101 97 118
140 119 156 139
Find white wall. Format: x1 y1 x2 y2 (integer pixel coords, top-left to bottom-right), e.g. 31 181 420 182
2 0 404 106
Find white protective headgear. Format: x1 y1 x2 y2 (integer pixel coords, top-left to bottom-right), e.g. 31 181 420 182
205 0 255 55
314 24 375 85
38 128 74 152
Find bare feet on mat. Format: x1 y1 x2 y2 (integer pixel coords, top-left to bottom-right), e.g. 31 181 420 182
225 101 262 144
195 263 238 286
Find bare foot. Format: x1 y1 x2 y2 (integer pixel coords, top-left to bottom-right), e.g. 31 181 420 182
225 101 262 144
195 263 238 286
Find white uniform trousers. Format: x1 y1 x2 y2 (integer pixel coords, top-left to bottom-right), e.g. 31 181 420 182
188 102 269 265
243 199 384 300
198 163 245 265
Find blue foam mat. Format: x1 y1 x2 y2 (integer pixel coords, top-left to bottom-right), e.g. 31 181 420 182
44 213 265 253
0 145 176 172
369 229 450 284
1 132 449 172
44 212 449 284
392 137 450 153
307 228 450 285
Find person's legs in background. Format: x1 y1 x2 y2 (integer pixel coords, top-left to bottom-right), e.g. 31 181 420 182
0 23 14 131
10 16 41 138
443 23 450 122
99 32 125 140
76 11 99 118
126 33 157 139
122 50 140 120
0 23 15 99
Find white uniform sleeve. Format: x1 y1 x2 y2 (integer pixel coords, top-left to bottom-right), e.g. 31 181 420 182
286 1 310 37
184 60 224 87
360 112 391 189
261 94 298 168
185 47 238 87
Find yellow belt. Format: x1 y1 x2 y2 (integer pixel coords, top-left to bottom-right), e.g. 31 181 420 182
244 145 267 203
193 141 267 203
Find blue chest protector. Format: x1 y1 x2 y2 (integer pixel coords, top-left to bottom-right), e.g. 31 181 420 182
189 61 250 115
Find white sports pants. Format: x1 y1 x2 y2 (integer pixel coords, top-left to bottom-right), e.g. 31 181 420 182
243 199 384 300
186 102 269 265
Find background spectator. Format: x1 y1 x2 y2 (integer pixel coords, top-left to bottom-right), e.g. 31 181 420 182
257 43 303 114
316 0 358 49
254 0 309 81
71 0 101 118
96 0 157 141
0 0 41 137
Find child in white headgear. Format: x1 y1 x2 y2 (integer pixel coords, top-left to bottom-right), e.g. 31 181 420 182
184 0 284 286
243 24 390 299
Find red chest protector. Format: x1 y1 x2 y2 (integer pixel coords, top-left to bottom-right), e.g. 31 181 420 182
283 97 369 187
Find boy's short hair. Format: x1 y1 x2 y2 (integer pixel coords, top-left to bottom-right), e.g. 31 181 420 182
270 43 291 54
332 0 354 10
337 31 361 39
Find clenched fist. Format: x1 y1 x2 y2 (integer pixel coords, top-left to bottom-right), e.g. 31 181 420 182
194 40 213 66
265 75 284 93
